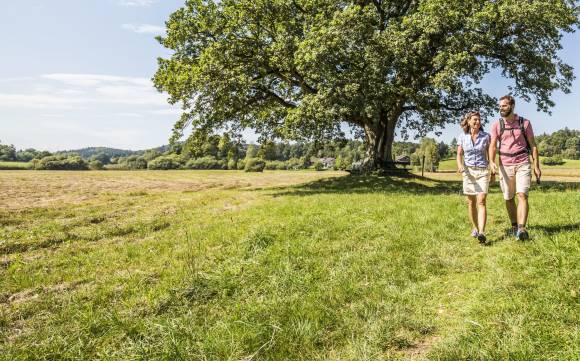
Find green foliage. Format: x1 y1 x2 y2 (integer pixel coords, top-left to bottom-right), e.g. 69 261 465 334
244 144 258 160
89 152 110 165
147 154 183 170
117 155 148 170
392 142 419 158
154 0 578 169
58 147 136 160
541 155 565 166
264 160 287 170
437 141 450 160
15 148 50 162
184 156 226 170
286 157 307 170
312 160 324 171
244 158 265 172
89 160 104 170
412 138 440 171
0 140 16 161
227 159 237 170
537 128 579 159
34 155 88 170
449 138 458 157
141 149 162 162
258 141 278 161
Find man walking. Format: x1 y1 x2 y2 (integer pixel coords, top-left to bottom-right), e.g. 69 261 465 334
489 95 541 240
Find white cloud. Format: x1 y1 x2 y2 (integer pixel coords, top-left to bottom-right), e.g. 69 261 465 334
0 93 89 109
114 112 144 118
43 73 149 87
122 23 165 35
150 108 182 116
118 0 157 7
0 73 169 109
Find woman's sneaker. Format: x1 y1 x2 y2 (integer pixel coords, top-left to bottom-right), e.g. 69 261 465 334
471 229 479 238
477 233 487 245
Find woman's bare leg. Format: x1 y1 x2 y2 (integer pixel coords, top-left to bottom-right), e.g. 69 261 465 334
477 193 487 234
467 195 477 232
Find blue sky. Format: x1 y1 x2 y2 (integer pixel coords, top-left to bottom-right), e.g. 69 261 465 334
1 1 579 151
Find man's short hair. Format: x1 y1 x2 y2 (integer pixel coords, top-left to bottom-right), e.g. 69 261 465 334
499 95 515 106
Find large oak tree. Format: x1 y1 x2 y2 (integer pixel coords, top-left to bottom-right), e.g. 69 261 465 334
154 0 578 170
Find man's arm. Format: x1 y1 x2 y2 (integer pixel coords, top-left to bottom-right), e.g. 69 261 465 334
525 121 541 181
528 135 541 181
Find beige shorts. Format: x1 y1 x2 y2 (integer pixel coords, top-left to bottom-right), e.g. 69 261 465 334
498 162 531 200
462 166 490 195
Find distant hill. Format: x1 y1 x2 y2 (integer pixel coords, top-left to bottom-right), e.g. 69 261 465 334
57 147 138 159
56 145 172 159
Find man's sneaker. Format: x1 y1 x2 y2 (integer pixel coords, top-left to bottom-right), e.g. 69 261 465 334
471 229 479 238
516 229 530 241
506 227 518 237
477 233 487 245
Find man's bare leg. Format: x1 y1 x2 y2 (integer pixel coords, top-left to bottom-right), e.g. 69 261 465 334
505 198 517 225
517 192 529 229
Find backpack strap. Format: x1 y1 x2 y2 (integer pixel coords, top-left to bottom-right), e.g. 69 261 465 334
519 116 532 154
498 118 505 159
497 116 532 158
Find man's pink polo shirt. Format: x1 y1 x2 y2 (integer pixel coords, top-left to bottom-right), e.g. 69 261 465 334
490 114 535 166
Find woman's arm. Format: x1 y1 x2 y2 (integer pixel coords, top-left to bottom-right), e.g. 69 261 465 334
456 145 464 173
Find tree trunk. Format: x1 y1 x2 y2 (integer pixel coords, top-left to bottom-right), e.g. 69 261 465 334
361 110 399 171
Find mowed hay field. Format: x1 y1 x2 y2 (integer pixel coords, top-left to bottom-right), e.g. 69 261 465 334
1 170 578 360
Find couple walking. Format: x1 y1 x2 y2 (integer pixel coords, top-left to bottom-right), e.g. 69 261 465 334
456 95 542 245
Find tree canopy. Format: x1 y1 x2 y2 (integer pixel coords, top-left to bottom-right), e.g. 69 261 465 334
154 0 579 170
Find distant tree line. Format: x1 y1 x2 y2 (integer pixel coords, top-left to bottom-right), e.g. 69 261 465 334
1 127 576 171
106 137 369 171
536 128 579 165
0 142 51 162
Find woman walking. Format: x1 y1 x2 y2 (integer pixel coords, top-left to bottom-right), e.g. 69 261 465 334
457 111 491 244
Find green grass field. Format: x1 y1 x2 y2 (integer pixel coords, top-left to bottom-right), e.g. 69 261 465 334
1 170 578 360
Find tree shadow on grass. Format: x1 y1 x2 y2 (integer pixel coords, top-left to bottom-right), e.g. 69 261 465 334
269 173 464 197
268 174 579 198
532 222 580 236
532 180 580 192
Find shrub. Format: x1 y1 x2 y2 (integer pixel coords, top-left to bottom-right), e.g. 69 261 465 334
286 157 306 170
541 155 565 166
148 154 183 170
244 158 265 172
265 160 286 170
118 155 148 170
237 159 246 170
89 160 104 170
34 155 89 170
312 160 324 171
104 163 129 170
227 159 237 170
184 156 226 170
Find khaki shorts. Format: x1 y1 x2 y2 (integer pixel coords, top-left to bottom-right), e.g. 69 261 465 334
498 162 531 200
462 166 490 195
